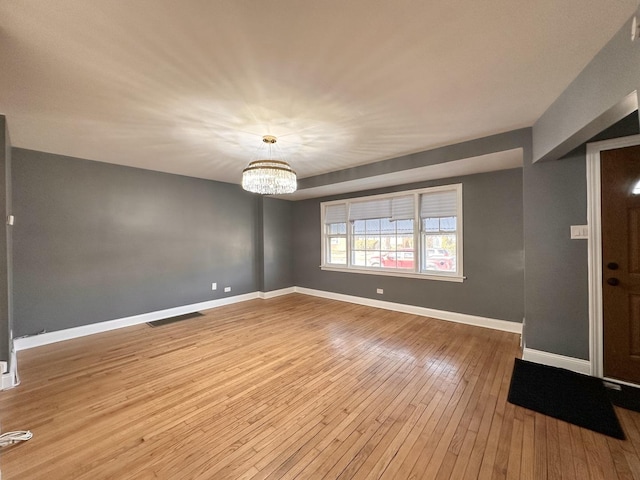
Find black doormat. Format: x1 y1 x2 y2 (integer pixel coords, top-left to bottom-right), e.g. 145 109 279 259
507 358 625 439
147 312 203 328
604 380 640 413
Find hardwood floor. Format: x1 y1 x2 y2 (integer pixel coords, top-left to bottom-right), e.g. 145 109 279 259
1 294 639 479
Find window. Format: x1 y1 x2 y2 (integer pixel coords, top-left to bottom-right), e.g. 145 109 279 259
321 184 463 281
350 195 414 270
325 204 347 265
420 189 458 274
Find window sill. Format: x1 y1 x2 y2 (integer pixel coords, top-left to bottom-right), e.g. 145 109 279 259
320 265 465 282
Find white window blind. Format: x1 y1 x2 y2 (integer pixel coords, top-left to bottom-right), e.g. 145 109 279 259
391 195 414 220
420 190 457 218
325 204 348 224
348 198 392 221
347 196 415 221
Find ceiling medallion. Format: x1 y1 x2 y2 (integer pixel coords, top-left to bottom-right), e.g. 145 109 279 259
242 135 297 195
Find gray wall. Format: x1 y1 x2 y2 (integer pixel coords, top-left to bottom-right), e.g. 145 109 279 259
0 116 12 362
293 168 524 323
523 113 639 359
12 148 263 337
262 198 293 292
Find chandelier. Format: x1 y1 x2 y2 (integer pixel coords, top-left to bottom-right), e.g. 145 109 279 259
242 135 297 195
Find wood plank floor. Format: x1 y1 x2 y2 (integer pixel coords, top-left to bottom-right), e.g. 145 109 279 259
1 294 639 479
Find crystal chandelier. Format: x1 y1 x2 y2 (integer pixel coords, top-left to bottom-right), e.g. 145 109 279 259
242 135 297 195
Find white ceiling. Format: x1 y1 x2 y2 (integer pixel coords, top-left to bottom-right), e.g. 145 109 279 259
0 1 637 189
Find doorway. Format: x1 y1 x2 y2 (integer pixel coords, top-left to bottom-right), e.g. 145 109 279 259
588 134 640 385
601 145 640 384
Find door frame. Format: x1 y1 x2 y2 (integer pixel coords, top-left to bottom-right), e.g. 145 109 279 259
587 133 640 384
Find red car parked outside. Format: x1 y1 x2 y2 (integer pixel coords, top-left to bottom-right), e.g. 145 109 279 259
368 249 454 271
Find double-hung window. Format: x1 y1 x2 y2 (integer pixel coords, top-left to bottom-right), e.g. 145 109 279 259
324 204 348 265
321 184 463 281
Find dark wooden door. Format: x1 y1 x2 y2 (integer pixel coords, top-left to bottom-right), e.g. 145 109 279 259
601 145 640 384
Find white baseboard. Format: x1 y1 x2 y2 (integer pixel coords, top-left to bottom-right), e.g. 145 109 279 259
294 287 522 334
1 343 19 390
14 292 261 351
13 286 522 353
1 372 15 390
259 287 296 299
522 347 591 375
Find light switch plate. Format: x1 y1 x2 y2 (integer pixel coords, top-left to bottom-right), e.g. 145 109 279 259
570 225 589 239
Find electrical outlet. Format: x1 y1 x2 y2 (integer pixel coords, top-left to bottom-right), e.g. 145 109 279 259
224 286 231 293
211 283 217 291
376 288 383 294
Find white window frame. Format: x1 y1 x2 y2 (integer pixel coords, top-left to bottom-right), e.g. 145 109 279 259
320 184 464 282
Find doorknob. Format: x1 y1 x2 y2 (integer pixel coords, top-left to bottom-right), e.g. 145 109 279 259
607 278 620 286
607 262 619 270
